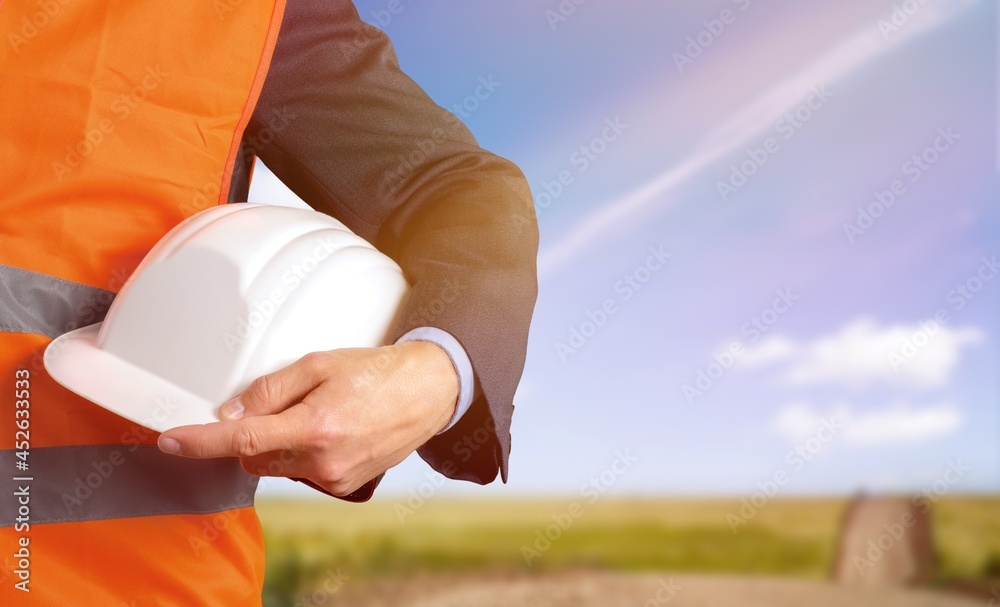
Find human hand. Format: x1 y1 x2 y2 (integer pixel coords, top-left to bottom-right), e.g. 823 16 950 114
156 341 459 496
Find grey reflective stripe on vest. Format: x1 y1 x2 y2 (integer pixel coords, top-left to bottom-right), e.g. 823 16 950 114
0 263 115 338
0 445 258 526
0 266 258 525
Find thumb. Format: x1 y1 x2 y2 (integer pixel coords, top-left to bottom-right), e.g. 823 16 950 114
219 352 327 420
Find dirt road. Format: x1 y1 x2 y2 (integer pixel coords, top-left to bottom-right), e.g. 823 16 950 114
832 496 936 586
321 571 982 607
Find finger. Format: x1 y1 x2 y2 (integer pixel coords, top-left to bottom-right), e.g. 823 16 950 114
158 406 311 459
219 352 328 420
238 450 306 478
242 453 371 498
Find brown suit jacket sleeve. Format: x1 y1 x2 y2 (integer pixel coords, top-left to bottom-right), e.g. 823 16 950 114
228 0 539 501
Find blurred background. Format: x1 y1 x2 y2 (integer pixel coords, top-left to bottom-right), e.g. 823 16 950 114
248 0 999 604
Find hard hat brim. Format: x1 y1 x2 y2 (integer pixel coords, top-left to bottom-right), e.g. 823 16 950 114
44 323 221 433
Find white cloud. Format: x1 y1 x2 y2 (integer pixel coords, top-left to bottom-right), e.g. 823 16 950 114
771 401 964 445
739 318 983 389
739 336 798 369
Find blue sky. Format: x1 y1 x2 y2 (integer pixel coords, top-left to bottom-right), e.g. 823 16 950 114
253 0 999 498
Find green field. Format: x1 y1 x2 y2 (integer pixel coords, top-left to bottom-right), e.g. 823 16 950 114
255 496 1000 604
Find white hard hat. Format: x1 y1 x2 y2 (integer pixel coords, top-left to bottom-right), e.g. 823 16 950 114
44 203 409 432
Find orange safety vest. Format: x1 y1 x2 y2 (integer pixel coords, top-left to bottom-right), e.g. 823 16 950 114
1 1 286 604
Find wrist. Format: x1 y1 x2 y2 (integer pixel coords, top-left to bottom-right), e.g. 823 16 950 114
395 340 459 435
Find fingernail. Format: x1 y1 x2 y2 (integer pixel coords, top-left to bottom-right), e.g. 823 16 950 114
220 397 245 420
158 436 181 454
